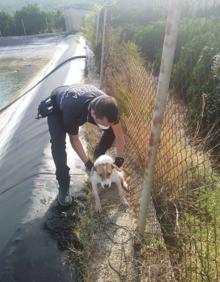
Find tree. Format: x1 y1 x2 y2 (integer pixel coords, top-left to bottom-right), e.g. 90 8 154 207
47 10 65 32
13 4 46 35
0 11 14 36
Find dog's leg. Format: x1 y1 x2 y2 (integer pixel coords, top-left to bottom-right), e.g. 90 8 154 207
121 177 129 192
91 180 102 213
115 179 129 208
117 171 129 192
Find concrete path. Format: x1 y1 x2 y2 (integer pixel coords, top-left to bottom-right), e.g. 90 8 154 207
0 34 87 282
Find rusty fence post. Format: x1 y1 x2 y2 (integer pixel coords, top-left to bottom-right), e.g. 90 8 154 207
139 0 182 235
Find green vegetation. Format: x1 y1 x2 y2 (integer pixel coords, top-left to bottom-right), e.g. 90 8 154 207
83 0 220 149
111 3 220 137
181 174 220 281
81 9 98 47
0 4 65 35
0 0 103 12
173 19 220 130
82 1 220 279
70 183 97 281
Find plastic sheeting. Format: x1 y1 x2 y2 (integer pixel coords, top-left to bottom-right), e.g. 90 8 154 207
0 35 87 281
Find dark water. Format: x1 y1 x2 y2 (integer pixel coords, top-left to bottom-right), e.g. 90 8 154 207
0 34 64 110
0 60 47 109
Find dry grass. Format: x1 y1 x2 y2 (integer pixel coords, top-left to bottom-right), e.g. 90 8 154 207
103 34 220 281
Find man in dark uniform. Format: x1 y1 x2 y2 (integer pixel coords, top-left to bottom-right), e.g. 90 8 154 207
42 84 125 206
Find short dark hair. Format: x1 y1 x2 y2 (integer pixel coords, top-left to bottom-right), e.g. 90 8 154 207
94 96 119 123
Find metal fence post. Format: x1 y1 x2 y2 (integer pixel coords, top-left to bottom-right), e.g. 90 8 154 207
95 11 101 45
139 0 182 235
100 6 107 84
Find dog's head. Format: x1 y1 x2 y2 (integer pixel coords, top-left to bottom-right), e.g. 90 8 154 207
93 155 115 189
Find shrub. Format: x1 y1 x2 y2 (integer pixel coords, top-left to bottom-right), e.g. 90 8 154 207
0 4 65 36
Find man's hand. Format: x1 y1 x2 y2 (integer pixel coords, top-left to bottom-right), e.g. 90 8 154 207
85 160 94 171
114 157 124 168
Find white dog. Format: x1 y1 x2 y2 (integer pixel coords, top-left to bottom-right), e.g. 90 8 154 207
90 155 129 213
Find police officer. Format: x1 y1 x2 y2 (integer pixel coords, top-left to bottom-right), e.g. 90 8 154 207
43 84 125 206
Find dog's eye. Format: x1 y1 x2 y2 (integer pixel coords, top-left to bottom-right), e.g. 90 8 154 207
107 172 111 177
99 174 106 180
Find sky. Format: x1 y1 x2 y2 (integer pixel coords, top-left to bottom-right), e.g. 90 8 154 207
0 0 102 12
0 0 220 13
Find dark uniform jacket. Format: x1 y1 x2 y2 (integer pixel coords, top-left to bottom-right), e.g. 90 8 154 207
52 84 107 135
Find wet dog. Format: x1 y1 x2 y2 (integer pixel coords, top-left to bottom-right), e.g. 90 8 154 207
90 155 129 213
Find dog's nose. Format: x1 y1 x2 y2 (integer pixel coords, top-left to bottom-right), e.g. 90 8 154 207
104 184 109 189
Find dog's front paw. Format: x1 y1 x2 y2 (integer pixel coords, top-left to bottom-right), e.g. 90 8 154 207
95 203 102 213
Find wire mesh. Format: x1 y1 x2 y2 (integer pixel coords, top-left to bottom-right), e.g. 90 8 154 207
101 17 220 281
90 1 220 280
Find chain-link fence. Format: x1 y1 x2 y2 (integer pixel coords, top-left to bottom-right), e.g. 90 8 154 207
91 1 220 280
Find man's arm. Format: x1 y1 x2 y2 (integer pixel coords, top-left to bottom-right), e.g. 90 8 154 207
69 134 89 164
111 121 125 157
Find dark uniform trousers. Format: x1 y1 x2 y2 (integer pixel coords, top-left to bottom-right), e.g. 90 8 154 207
47 112 115 190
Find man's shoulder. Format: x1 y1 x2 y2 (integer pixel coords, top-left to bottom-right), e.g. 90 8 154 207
69 84 106 95
51 85 70 96
53 84 107 97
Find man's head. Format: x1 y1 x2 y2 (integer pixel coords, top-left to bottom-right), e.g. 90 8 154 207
91 96 119 129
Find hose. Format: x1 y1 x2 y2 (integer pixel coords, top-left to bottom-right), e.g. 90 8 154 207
0 55 86 114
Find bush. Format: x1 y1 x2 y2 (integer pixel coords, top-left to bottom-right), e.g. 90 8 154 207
172 18 220 131
119 21 165 72
82 2 220 143
0 11 14 36
118 16 220 133
0 4 65 36
14 4 46 35
81 8 102 48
